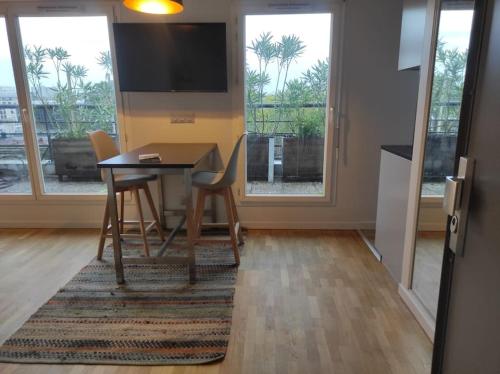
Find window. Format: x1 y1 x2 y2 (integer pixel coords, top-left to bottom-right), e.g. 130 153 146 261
244 13 333 198
422 9 474 197
19 16 118 195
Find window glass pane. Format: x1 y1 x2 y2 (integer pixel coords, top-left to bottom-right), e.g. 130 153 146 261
0 17 32 194
19 16 117 194
422 9 474 197
245 14 331 196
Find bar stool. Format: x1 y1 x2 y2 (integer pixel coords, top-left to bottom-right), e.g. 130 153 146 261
192 134 246 264
88 130 165 259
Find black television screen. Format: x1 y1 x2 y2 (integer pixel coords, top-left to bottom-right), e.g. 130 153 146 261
113 23 228 92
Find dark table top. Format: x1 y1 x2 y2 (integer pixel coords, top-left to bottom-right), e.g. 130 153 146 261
381 145 413 161
98 143 217 169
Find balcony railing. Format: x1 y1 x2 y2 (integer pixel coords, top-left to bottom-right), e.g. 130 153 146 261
0 104 116 180
0 100 462 187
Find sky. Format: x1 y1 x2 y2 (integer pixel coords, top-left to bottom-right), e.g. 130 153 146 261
0 16 111 87
245 13 332 89
0 10 475 90
438 10 474 51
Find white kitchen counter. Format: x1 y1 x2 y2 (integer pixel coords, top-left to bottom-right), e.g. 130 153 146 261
375 148 412 283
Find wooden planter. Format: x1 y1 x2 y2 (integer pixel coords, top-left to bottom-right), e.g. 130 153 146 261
52 138 100 181
282 136 324 182
247 134 270 181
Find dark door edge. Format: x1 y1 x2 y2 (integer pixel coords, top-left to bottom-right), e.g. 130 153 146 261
431 0 490 373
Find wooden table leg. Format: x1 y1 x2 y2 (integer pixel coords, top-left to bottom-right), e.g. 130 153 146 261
106 168 125 284
184 169 196 284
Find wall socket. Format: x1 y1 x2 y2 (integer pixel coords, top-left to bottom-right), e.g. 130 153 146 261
170 112 196 124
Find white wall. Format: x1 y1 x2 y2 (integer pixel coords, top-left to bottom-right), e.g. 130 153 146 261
0 0 420 229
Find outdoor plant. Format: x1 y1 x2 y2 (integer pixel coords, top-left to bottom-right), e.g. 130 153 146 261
429 40 468 133
247 32 274 135
246 32 306 136
24 45 116 139
246 66 269 134
286 59 329 137
246 33 329 138
271 34 305 134
422 40 468 181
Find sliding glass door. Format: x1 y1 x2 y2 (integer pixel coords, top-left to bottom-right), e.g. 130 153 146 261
0 17 32 194
18 15 118 194
0 6 120 199
244 12 333 197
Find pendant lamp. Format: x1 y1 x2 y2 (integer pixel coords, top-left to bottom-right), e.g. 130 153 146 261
123 0 184 15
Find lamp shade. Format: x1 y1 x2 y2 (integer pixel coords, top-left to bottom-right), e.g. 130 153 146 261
123 0 184 15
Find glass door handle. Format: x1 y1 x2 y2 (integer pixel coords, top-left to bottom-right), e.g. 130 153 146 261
443 176 463 217
447 157 475 256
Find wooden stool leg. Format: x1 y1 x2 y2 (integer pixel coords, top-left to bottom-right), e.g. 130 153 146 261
223 187 240 265
119 191 125 234
143 183 165 241
228 187 244 245
97 197 110 260
194 189 207 238
133 188 150 257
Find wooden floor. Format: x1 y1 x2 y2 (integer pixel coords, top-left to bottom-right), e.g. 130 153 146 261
0 229 432 374
413 231 446 319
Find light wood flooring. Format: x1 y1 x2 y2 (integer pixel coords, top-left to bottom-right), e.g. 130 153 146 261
0 229 432 374
413 231 446 319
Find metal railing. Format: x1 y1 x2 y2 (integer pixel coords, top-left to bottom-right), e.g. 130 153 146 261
428 101 461 134
0 104 117 163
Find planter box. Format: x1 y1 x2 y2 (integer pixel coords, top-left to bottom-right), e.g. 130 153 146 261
52 138 100 181
282 136 324 182
247 134 270 181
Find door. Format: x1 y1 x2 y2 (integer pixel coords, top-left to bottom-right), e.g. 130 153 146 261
0 3 122 200
17 13 120 195
239 1 342 204
432 0 500 372
411 0 475 321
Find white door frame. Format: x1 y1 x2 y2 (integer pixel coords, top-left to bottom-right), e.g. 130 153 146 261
0 11 37 201
399 0 442 341
232 0 345 206
0 1 126 203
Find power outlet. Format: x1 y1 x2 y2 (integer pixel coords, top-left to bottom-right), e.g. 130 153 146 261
170 112 195 124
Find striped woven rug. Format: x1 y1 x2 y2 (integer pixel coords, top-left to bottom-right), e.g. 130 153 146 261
0 239 238 365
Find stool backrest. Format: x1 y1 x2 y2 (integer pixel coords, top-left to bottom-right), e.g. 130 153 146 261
218 133 246 187
88 130 119 181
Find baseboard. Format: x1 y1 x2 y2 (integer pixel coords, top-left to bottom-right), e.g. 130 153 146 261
241 221 375 230
0 221 102 229
398 284 435 342
357 229 382 261
0 219 377 231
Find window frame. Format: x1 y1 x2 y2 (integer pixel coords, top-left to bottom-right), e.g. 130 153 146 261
0 2 127 202
233 0 345 206
0 11 37 200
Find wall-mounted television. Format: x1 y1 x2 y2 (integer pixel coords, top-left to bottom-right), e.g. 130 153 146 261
113 23 228 92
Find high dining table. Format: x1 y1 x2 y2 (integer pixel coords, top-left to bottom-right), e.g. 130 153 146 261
97 143 222 284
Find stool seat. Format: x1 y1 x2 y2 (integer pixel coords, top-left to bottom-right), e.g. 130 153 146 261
115 174 156 189
192 171 224 189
